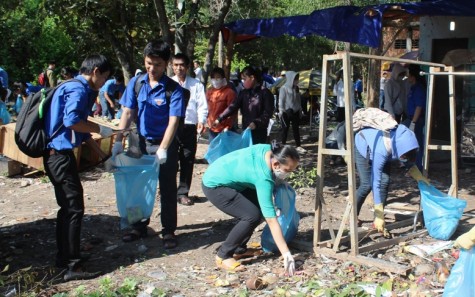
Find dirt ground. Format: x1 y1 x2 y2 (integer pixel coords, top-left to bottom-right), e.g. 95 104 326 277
1 122 475 296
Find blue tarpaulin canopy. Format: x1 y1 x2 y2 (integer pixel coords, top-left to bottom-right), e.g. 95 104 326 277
222 0 475 48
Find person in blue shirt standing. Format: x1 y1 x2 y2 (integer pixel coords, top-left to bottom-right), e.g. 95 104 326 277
0 66 8 89
403 64 427 171
99 75 125 120
112 40 185 249
43 54 113 281
354 75 363 105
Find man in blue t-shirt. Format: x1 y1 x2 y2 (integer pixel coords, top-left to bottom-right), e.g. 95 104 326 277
112 40 185 249
99 76 125 120
43 54 113 281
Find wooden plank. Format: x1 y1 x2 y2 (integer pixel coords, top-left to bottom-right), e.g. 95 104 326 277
359 230 428 254
1 123 43 170
315 247 411 275
446 66 458 197
333 202 352 251
318 218 416 247
426 144 452 151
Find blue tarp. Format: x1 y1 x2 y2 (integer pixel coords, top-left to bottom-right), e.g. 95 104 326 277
223 0 475 47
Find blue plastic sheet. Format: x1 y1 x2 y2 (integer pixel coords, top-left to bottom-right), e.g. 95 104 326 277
261 183 300 253
443 247 475 297
419 182 467 240
112 154 159 229
204 128 253 164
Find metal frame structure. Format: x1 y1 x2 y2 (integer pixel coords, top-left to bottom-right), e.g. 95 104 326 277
311 51 453 274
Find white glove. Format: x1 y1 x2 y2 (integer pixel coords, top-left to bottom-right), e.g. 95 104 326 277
99 126 113 138
156 148 167 164
409 122 415 132
111 141 123 156
283 251 295 276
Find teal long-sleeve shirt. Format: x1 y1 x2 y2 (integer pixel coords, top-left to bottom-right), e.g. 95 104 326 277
202 144 276 218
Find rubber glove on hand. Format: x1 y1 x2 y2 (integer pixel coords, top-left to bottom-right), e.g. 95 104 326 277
454 226 475 250
408 165 430 184
409 122 415 132
99 125 113 138
111 142 123 156
283 251 295 276
156 148 167 164
373 204 386 233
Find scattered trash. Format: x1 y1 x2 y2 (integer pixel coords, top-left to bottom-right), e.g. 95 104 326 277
245 276 265 290
434 261 449 283
104 244 118 252
404 241 453 258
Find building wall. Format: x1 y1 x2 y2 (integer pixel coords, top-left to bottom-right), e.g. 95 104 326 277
419 16 475 61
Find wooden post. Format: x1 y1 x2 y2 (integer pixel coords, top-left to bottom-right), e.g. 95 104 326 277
446 66 458 197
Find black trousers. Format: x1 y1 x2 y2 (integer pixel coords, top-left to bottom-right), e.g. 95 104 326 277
177 124 197 197
202 184 262 259
43 149 84 270
139 136 179 235
281 110 301 147
251 128 268 144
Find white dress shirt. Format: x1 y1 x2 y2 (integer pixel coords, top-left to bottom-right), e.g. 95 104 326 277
172 75 208 125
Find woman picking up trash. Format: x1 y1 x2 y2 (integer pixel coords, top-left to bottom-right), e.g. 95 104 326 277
202 143 299 275
355 124 420 235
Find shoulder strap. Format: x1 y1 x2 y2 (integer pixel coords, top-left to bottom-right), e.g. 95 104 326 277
134 74 146 99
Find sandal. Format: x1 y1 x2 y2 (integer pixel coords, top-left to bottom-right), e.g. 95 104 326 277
178 195 194 206
216 256 246 272
122 229 147 242
162 234 178 249
233 248 263 261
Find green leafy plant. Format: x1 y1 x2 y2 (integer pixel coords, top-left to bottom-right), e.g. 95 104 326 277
288 166 317 189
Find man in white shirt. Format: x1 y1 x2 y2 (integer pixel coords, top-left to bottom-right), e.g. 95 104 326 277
172 53 208 206
193 60 203 83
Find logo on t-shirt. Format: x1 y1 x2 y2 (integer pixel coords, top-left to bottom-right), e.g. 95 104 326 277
155 99 164 106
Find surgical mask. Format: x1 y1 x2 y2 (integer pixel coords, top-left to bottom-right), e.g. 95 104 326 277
274 169 290 180
211 78 225 89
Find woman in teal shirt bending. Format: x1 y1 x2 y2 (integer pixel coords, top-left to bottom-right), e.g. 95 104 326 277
202 143 299 275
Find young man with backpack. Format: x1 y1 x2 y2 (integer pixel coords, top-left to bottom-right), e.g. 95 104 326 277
112 40 186 248
42 54 113 281
171 53 208 206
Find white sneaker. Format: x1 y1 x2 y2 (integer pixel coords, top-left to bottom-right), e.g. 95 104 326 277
296 146 307 153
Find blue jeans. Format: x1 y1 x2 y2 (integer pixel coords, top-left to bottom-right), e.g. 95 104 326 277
355 147 391 215
99 91 115 120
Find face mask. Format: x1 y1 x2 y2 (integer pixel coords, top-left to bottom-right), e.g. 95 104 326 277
211 79 224 89
274 169 290 180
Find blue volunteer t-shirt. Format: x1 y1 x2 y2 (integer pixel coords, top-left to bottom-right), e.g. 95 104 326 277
120 74 185 140
100 78 125 96
45 75 95 150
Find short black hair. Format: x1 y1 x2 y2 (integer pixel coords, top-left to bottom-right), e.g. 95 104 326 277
143 40 171 61
172 53 190 66
79 54 111 75
210 67 225 78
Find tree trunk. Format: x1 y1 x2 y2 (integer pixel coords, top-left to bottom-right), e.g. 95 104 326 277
203 0 233 85
153 0 173 46
367 41 383 108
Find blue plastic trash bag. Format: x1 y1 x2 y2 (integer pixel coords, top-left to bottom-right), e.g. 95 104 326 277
0 101 11 124
204 128 253 164
443 247 475 297
14 95 23 114
261 183 300 252
419 181 467 240
112 154 159 229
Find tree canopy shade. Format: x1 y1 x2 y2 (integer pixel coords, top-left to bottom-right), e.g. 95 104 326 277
222 0 475 48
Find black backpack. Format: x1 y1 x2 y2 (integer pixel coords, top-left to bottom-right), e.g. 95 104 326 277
15 79 81 158
133 74 190 133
